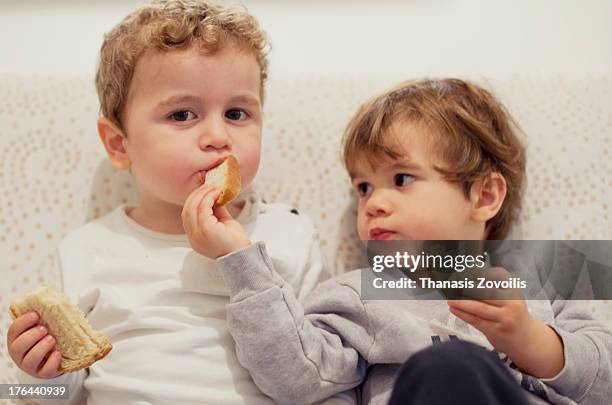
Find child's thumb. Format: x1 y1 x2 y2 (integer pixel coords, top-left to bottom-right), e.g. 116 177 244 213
212 205 233 222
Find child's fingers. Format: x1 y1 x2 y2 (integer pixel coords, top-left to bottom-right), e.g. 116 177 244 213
182 185 216 230
481 298 523 307
7 312 39 344
212 205 232 223
20 334 56 376
447 300 501 322
183 184 214 215
196 188 222 225
449 305 495 331
37 351 63 379
9 325 48 363
192 184 216 205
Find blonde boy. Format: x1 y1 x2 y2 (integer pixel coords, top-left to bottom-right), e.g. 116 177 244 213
6 1 327 404
199 79 612 404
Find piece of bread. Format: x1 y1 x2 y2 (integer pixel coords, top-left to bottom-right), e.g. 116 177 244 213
206 154 241 207
9 287 112 373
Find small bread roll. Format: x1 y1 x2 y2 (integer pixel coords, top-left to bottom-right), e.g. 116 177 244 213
206 155 241 207
10 287 112 373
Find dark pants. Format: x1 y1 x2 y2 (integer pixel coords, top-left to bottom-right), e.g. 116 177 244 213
388 340 528 405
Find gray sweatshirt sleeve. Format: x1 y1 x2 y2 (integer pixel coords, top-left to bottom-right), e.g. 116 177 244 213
530 242 612 404
542 299 612 404
217 242 372 405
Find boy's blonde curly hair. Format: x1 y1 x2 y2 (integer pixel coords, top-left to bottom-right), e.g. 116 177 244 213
95 0 269 130
342 78 527 240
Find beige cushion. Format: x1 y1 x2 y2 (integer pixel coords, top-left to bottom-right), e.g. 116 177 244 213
1 74 611 387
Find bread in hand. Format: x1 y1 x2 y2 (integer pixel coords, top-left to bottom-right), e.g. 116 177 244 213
9 287 112 373
205 154 241 207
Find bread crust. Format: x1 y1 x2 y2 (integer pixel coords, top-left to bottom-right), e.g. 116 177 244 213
213 154 241 207
9 287 112 373
61 338 113 372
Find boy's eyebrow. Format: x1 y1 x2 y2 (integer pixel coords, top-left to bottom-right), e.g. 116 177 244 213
229 94 261 107
390 160 422 171
156 94 261 108
349 159 422 180
348 170 362 181
157 94 202 108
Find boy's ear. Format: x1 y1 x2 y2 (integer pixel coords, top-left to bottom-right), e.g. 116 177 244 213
469 172 507 223
97 117 131 171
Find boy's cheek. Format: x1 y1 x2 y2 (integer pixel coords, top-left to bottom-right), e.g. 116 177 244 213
239 156 260 188
234 143 261 186
356 216 369 241
148 153 192 183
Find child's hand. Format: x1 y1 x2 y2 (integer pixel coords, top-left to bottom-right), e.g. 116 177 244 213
182 184 251 259
7 312 64 379
447 297 534 356
447 266 564 378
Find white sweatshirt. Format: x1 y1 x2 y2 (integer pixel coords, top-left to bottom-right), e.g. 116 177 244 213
21 192 329 405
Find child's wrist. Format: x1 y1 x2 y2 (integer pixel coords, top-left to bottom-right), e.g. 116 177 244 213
506 316 565 378
210 235 252 259
221 239 252 258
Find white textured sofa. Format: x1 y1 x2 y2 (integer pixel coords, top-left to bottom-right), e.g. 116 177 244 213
1 74 611 401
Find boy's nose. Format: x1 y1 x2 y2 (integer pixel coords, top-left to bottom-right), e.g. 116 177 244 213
365 190 392 218
198 116 232 151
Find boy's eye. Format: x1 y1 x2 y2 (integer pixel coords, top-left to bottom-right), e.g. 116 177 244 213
170 110 197 122
394 173 415 187
225 108 248 121
356 182 373 197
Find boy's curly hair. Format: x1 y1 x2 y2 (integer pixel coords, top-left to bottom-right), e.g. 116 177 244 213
342 78 526 240
95 0 269 130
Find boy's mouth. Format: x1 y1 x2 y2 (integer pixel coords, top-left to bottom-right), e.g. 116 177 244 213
370 228 396 240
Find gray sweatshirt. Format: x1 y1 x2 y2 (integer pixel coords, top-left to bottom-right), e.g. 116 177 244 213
217 242 612 405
